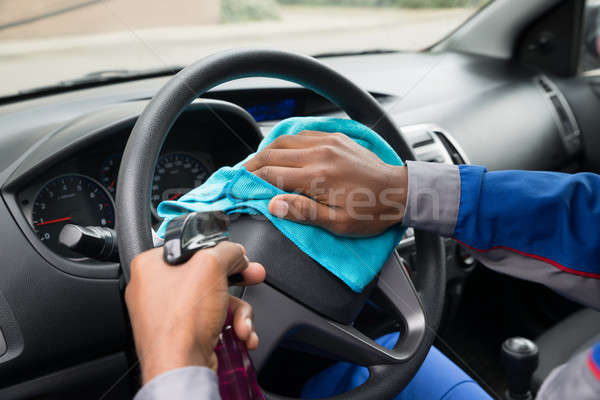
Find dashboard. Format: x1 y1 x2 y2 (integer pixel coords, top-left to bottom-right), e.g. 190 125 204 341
0 50 597 396
0 52 587 289
13 97 461 264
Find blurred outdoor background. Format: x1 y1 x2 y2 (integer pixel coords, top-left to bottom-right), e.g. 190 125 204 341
0 0 487 96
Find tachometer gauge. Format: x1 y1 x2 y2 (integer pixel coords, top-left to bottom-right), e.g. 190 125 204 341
31 174 115 258
151 153 209 216
99 153 121 195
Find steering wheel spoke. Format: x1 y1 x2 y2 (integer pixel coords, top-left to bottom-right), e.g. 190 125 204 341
244 251 426 369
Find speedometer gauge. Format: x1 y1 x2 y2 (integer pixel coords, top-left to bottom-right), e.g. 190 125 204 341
32 174 115 258
99 153 121 195
151 153 209 215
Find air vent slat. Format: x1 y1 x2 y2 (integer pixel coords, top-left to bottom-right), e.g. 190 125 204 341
433 131 465 165
536 77 553 93
408 131 434 148
535 75 581 155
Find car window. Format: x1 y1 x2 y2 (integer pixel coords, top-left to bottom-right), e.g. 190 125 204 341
0 0 489 98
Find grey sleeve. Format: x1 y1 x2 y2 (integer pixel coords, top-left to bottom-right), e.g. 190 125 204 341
401 160 461 236
133 366 220 400
536 350 600 400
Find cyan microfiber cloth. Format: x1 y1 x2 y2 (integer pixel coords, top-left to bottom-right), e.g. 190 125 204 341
157 117 406 292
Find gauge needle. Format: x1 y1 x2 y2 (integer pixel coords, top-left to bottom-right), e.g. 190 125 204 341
168 193 183 201
108 180 116 190
35 217 72 226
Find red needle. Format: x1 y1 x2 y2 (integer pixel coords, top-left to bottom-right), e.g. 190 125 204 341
168 193 183 201
108 180 116 189
35 217 71 226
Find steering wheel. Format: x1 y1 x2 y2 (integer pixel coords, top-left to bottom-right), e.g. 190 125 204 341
116 49 445 400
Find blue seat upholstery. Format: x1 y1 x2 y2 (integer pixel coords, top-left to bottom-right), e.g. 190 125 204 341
301 332 492 400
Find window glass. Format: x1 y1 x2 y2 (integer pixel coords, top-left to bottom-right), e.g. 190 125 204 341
0 0 489 97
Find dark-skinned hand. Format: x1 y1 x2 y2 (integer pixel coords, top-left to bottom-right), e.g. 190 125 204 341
126 242 266 384
245 130 408 236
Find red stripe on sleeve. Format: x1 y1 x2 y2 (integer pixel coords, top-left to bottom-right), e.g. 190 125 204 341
454 239 600 279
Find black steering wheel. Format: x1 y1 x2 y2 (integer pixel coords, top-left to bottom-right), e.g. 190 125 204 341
116 49 445 400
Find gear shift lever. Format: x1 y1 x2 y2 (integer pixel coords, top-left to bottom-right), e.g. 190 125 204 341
501 337 539 400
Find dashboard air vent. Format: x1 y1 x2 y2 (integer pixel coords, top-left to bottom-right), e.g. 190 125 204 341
534 75 581 155
401 123 469 165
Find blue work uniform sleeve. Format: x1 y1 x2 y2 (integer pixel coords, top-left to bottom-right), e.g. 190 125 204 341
403 161 600 310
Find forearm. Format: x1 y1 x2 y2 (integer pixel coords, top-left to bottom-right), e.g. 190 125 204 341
134 366 220 400
402 161 600 309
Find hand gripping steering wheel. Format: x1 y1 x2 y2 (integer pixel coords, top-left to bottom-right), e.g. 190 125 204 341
116 49 446 400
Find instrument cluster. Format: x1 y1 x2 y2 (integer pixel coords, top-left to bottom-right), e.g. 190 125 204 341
21 150 213 260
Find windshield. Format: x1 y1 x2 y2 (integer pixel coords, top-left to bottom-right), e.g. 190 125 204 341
0 0 488 98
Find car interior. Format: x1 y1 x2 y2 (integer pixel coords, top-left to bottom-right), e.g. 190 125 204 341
1 0 600 399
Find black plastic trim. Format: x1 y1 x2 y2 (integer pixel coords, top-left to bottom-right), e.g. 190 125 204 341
0 352 128 400
515 0 585 77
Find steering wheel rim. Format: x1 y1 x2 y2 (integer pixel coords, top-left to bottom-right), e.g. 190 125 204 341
116 49 445 399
